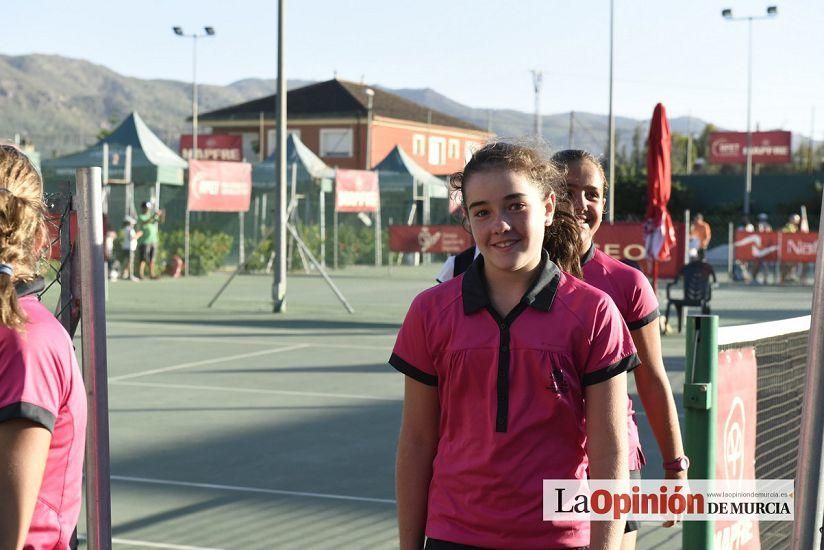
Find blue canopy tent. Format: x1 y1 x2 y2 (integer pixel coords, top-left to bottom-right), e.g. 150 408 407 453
42 112 187 224
373 145 450 227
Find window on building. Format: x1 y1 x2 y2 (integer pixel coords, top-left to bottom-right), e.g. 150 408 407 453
320 128 353 158
448 139 461 159
413 134 426 156
266 129 301 157
465 141 481 161
429 137 447 165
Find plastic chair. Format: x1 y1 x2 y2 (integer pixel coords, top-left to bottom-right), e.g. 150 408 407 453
664 260 716 333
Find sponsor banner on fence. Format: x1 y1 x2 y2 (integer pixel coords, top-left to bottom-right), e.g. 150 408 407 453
593 222 686 279
709 131 792 165
543 479 793 522
715 347 760 549
335 169 380 213
188 160 252 212
180 134 243 162
389 225 473 254
733 230 817 263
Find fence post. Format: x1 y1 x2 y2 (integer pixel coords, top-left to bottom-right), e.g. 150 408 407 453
75 167 113 549
683 314 718 550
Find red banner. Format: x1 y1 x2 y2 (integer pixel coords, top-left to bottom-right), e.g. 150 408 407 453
180 134 243 162
188 160 252 212
593 222 686 279
389 225 473 254
709 131 792 165
47 212 77 260
335 169 379 213
733 230 817 262
714 347 760 549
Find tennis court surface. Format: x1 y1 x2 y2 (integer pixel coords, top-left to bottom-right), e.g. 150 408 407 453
69 265 813 549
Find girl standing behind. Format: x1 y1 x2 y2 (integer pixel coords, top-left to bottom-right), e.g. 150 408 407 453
0 145 87 550
552 149 687 549
392 142 636 549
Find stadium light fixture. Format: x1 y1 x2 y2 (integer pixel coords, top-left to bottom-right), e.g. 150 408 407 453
204 26 216 36
173 26 183 35
720 6 778 217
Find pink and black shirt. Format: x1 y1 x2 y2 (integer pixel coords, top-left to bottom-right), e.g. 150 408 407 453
390 254 638 549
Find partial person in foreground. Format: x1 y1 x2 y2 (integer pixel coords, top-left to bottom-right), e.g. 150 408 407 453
0 145 87 550
392 141 635 550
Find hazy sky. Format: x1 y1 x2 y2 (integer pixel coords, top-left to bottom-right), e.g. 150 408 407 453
3 0 823 136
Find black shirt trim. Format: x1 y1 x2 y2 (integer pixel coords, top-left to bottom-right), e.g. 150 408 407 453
0 402 56 432
627 309 661 331
452 247 476 278
15 277 46 298
389 353 438 386
581 243 596 266
583 353 639 386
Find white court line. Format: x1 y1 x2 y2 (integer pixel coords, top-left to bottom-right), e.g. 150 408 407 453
109 344 309 382
110 380 399 402
121 335 393 351
112 475 396 505
112 538 223 550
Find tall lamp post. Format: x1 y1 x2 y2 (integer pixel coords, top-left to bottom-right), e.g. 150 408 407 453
364 88 382 266
606 0 615 224
173 25 216 276
721 6 777 217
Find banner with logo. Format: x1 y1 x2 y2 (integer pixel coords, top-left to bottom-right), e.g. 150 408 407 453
593 222 686 279
389 225 473 254
733 230 817 263
187 160 252 212
714 347 760 549
180 134 243 162
709 131 792 165
335 169 380 213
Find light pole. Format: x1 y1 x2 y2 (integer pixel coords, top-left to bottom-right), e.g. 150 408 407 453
721 6 777 217
607 0 615 224
364 88 382 266
173 25 216 276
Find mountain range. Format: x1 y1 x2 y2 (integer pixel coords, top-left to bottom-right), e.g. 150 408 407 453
0 53 710 159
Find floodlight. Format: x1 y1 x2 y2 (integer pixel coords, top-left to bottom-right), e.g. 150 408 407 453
173 26 184 35
205 26 216 36
721 9 732 18
766 6 777 16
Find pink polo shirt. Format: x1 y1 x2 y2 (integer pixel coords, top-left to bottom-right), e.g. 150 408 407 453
391 254 638 549
582 246 660 471
0 294 87 550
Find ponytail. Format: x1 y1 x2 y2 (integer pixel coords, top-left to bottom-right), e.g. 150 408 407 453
545 197 583 279
0 145 47 330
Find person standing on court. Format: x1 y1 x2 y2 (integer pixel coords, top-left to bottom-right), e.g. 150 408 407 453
552 149 688 548
689 213 711 261
393 142 634 549
0 145 87 550
137 200 164 279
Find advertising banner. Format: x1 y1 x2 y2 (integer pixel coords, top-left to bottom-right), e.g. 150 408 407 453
593 222 686 279
733 231 817 263
714 347 760 549
709 131 792 165
187 160 252 212
335 169 380 213
180 134 243 162
389 225 473 254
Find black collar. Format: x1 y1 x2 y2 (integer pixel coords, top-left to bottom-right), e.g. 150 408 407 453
581 243 596 266
462 250 561 315
15 277 45 298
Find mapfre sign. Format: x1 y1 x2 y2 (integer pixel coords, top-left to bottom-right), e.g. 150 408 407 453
181 134 243 162
335 169 380 213
188 160 252 212
709 131 792 165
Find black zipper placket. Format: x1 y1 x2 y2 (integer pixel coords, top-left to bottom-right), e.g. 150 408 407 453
487 302 528 433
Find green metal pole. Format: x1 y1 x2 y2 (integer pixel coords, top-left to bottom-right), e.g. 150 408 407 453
682 314 718 550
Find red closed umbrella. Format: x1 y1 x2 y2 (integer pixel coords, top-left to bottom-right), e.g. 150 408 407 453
644 103 677 292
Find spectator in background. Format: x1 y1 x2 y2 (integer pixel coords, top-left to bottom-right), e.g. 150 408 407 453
750 213 774 285
137 201 164 279
121 216 141 281
781 214 802 283
689 213 711 261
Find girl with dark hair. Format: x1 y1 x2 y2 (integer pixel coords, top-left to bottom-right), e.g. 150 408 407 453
0 145 86 550
553 149 687 548
392 141 636 549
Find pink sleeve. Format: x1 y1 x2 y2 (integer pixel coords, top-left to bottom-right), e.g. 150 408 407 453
581 297 639 387
0 334 62 432
388 297 437 386
624 269 660 331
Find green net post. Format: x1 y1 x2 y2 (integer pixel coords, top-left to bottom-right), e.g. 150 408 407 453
682 314 718 549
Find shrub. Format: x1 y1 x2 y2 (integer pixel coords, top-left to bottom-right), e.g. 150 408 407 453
160 229 234 275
